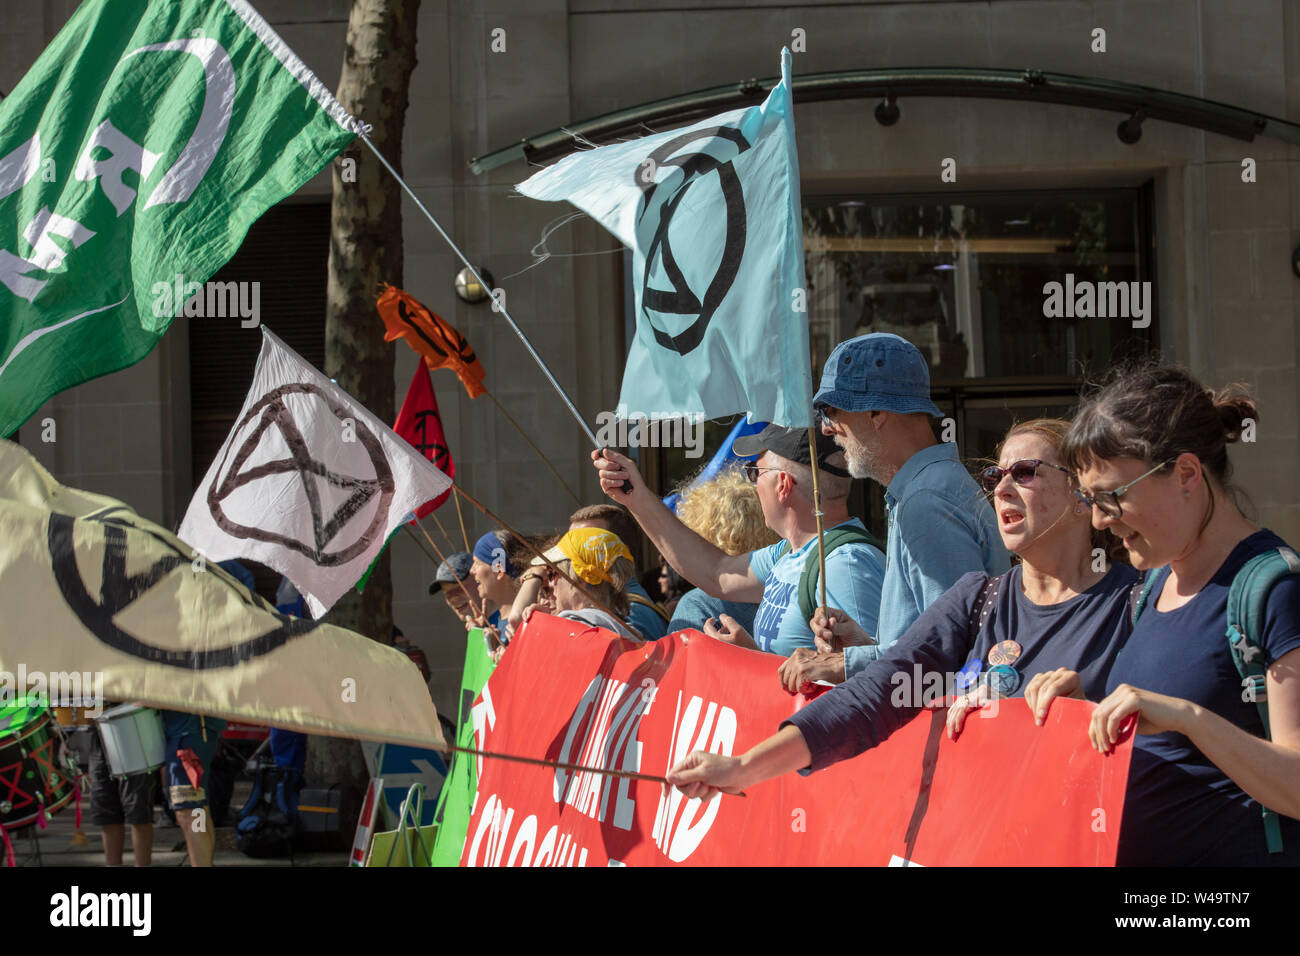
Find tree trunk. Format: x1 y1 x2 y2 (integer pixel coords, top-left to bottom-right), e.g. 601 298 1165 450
309 0 421 794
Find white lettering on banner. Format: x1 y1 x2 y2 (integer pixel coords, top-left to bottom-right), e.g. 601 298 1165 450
470 685 496 780
122 38 235 209
465 794 590 867
0 134 41 202
0 207 96 302
552 675 652 831
652 692 737 862
73 119 162 216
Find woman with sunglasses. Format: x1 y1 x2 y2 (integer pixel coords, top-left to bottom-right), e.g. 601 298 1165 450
668 419 1139 803
1028 365 1300 866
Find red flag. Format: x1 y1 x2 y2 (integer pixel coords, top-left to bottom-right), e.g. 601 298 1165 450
394 363 455 518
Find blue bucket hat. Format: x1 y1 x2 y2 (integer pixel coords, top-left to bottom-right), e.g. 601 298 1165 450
813 333 943 417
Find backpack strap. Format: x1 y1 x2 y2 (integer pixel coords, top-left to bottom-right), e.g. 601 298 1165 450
1226 546 1300 854
627 591 671 624
796 526 884 626
1129 566 1168 626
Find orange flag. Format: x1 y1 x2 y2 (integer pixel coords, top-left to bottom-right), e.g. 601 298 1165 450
377 285 486 399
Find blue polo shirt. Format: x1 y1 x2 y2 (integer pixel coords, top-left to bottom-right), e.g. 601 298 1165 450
844 443 1009 678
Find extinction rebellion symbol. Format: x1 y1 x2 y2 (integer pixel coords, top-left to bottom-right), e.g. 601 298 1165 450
208 383 395 566
47 508 318 669
634 126 752 356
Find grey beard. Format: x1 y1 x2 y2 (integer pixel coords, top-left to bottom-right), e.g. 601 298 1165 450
844 441 882 483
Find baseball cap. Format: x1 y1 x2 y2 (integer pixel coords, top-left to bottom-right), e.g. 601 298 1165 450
813 332 943 417
531 528 633 586
732 424 851 478
429 552 473 594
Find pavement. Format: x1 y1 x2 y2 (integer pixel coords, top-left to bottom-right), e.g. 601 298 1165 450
10 779 349 868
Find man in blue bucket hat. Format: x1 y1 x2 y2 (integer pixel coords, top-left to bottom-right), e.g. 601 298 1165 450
786 333 1009 685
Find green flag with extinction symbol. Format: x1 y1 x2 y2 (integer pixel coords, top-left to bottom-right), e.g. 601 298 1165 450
0 0 357 437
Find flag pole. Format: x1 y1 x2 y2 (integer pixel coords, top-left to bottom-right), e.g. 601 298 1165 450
449 482 628 625
482 387 581 505
451 487 471 551
403 519 486 623
807 426 828 617
359 132 603 451
429 509 459 554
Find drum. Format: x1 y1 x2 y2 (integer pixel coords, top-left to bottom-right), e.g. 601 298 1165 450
0 697 77 830
96 704 165 779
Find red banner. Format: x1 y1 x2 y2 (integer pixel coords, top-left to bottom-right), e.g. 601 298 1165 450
461 614 1132 866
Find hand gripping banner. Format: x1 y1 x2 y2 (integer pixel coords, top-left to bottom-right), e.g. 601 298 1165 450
461 614 1132 866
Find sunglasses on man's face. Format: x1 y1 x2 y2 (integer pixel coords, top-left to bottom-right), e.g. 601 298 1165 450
742 461 786 484
978 458 1072 493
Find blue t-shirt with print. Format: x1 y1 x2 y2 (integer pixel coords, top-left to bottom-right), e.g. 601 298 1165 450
747 519 884 657
1108 529 1300 866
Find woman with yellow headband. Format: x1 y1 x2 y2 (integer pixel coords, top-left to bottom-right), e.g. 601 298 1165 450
514 528 642 642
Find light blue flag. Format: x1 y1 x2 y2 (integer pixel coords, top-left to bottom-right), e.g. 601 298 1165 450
517 49 812 428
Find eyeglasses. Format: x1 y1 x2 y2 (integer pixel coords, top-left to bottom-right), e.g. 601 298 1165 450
742 462 785 484
815 407 841 428
1073 459 1174 518
978 459 1072 493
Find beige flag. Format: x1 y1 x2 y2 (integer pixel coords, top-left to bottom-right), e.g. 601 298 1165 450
0 440 444 750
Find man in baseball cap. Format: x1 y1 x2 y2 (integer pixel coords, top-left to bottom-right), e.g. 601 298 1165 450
590 420 884 663
794 333 1008 685
429 551 481 625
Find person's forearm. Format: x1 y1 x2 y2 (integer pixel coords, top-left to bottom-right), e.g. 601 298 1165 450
734 725 813 789
1180 705 1300 821
508 576 543 631
625 488 748 600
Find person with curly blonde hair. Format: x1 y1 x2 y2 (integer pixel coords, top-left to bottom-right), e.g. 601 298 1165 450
669 467 779 634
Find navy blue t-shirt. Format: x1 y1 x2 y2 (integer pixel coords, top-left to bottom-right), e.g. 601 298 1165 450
1110 529 1300 866
787 562 1137 770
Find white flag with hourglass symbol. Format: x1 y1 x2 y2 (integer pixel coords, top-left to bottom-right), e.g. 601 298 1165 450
179 328 452 618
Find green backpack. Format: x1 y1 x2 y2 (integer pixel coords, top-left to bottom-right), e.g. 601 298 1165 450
774 525 882 627
1130 546 1300 855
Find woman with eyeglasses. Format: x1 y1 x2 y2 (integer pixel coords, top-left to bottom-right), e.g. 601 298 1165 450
667 418 1139 802
1028 364 1300 866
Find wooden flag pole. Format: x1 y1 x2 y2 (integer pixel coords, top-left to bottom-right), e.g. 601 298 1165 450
482 387 581 505
452 486 471 551
429 509 460 554
449 482 627 625
807 426 828 617
403 521 486 623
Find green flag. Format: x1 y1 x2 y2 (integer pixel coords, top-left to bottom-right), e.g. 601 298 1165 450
0 0 357 436
430 628 496 866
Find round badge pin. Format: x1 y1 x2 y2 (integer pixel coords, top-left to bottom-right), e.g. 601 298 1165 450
955 659 983 691
985 664 1021 697
987 640 1023 667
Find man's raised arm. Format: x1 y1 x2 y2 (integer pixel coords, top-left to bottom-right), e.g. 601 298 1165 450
591 448 763 603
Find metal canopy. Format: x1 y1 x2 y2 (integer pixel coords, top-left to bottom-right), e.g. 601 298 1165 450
469 66 1300 174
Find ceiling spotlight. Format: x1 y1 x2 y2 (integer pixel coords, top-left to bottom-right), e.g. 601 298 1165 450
875 95 901 127
1117 109 1146 144
454 266 495 304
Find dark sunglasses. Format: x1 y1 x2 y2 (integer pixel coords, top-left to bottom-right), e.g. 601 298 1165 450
978 458 1072 493
742 461 786 484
